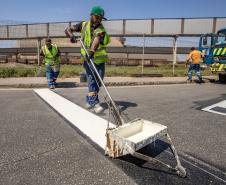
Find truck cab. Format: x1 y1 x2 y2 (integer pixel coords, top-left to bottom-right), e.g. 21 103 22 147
199 28 226 82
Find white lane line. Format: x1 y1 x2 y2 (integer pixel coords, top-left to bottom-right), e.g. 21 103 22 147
165 150 226 183
34 88 226 182
179 152 226 183
202 100 226 116
34 88 115 149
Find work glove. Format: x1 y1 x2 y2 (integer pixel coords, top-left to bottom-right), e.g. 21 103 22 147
89 51 95 59
86 50 95 62
70 35 77 43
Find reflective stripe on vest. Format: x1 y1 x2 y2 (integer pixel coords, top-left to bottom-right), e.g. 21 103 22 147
42 44 60 65
81 21 110 65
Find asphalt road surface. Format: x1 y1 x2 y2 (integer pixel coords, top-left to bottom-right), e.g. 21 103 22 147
0 83 225 185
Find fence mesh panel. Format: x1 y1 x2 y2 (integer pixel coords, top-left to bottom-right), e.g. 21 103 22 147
0 17 225 68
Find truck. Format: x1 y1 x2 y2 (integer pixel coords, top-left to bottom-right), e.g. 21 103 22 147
199 28 226 83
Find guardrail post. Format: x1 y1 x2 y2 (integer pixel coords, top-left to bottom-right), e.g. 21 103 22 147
47 23 50 37
172 36 178 76
37 38 41 65
123 19 126 36
151 19 154 35
16 51 19 63
65 52 69 64
6 25 9 39
26 24 28 38
181 18 185 34
142 33 145 74
212 17 217 33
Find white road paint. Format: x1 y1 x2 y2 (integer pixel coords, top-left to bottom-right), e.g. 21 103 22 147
34 89 167 153
34 88 115 149
202 100 226 116
33 88 226 182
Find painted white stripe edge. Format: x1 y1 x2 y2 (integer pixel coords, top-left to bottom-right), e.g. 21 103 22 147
34 88 115 149
202 100 226 116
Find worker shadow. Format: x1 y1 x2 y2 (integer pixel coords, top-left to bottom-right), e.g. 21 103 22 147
193 79 205 84
118 139 178 176
201 76 226 84
202 77 215 83
206 78 226 85
55 82 78 88
100 101 138 112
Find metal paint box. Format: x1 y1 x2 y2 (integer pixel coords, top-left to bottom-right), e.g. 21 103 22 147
106 118 168 158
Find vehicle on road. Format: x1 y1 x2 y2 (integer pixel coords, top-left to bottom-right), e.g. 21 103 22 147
199 28 226 82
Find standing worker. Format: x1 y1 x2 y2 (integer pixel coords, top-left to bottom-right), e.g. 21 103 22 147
186 47 204 83
40 38 61 89
65 6 110 113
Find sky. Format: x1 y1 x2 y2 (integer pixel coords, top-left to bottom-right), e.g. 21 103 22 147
0 0 226 23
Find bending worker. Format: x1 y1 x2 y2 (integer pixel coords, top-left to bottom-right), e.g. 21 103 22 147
65 6 110 114
186 47 204 83
40 38 61 89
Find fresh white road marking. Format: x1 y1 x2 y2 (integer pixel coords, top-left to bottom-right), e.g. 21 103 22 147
34 89 226 183
34 88 115 149
202 100 226 116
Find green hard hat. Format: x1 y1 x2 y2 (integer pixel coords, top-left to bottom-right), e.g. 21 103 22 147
90 6 107 20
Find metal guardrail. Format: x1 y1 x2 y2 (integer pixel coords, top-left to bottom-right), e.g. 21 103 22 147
0 47 190 54
1 17 224 74
0 17 225 39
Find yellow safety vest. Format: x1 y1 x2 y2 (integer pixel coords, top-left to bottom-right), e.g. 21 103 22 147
81 21 110 64
42 44 60 66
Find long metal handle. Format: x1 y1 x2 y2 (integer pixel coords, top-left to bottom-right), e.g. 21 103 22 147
80 39 124 126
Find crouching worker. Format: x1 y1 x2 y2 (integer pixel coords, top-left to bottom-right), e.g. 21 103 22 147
65 6 110 113
40 38 61 89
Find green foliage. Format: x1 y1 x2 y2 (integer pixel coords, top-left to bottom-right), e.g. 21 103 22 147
0 64 212 78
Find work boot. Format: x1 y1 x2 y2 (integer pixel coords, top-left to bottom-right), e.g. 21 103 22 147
49 85 55 89
53 78 57 86
187 79 192 83
198 78 204 83
86 102 93 109
93 103 104 114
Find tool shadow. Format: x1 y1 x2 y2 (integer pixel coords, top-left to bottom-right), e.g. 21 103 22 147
100 100 138 112
118 139 178 176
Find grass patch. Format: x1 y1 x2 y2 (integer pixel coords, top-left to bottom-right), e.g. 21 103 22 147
59 65 83 78
105 65 212 77
0 67 37 78
0 64 212 78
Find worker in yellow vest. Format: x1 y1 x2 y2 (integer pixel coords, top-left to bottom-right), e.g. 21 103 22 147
65 6 110 113
186 47 204 83
40 38 61 89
